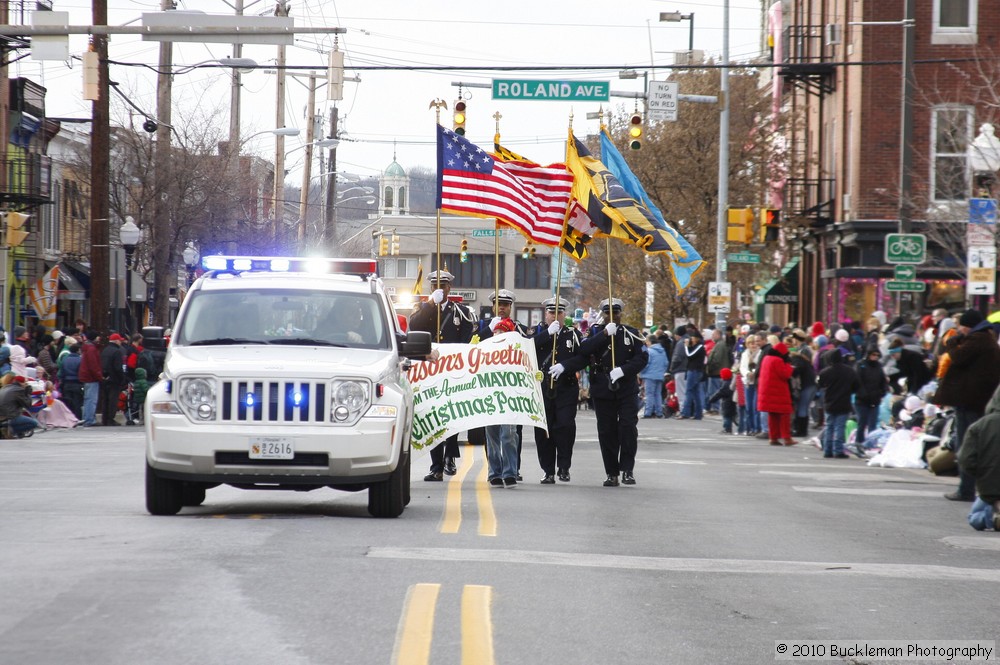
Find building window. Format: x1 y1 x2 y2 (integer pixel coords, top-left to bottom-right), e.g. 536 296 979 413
383 186 393 211
514 255 550 289
397 186 406 213
435 253 504 289
381 257 418 279
932 0 977 44
931 106 973 202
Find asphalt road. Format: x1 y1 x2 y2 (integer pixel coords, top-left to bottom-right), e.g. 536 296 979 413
1 413 998 665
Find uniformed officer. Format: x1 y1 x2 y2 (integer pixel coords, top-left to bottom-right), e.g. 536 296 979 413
536 296 584 484
575 298 648 486
408 269 476 480
478 289 532 339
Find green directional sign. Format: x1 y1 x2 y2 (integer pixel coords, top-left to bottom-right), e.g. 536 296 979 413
886 280 927 292
893 265 916 280
472 229 503 237
492 79 610 102
727 252 761 264
885 233 926 264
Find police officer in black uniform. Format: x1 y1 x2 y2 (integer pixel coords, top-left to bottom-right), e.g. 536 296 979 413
535 296 584 484
577 298 648 486
408 269 476 480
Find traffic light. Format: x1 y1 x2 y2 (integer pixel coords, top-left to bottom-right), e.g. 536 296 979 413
628 112 643 150
378 235 389 256
460 238 469 263
761 208 781 242
453 100 467 136
529 245 536 259
726 207 754 244
521 243 529 259
4 211 30 247
390 233 400 256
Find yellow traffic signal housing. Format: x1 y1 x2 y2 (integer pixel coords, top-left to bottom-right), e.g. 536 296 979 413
628 112 643 150
5 211 30 247
390 233 400 256
460 238 469 263
528 246 536 259
760 208 781 242
378 236 389 256
453 100 467 136
521 244 529 259
726 207 753 244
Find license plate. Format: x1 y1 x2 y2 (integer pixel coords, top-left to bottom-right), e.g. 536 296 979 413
249 437 294 460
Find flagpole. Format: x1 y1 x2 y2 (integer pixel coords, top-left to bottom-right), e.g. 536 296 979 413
430 99 448 342
494 113 502 328
596 113 616 373
548 243 563 397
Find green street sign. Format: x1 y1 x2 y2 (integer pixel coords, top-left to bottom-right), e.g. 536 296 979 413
727 252 761 264
492 79 610 102
885 233 926 264
472 229 503 237
886 280 927 292
893 265 916 280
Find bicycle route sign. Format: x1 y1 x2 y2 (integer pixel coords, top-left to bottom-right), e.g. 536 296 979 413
884 233 926 264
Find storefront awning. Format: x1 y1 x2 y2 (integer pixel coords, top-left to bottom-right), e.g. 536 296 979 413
755 257 800 305
56 261 90 300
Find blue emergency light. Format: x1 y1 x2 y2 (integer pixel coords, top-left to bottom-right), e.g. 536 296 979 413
201 256 379 277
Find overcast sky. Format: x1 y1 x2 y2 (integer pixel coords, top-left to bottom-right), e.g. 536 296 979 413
24 0 764 183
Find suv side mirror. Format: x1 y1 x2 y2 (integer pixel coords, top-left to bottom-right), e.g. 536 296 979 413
399 331 432 358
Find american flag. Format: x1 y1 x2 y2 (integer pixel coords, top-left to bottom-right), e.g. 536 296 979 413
436 125 572 246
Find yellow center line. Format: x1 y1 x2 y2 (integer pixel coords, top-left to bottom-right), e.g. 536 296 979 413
392 583 440 665
475 457 497 537
461 585 496 665
440 444 475 534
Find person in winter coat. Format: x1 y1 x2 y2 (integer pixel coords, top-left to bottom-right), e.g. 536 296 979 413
668 325 690 417
57 343 84 419
78 331 103 427
704 329 730 413
131 367 151 425
885 338 932 395
788 334 817 438
958 383 1000 531
934 310 1000 502
739 334 763 436
679 331 707 420
639 335 669 418
854 348 889 443
0 373 38 437
817 350 860 458
756 342 796 445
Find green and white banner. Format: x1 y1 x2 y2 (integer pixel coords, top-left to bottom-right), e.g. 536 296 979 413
406 331 547 449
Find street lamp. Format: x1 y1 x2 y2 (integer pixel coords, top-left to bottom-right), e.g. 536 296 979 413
182 244 200 288
659 11 695 54
120 217 141 334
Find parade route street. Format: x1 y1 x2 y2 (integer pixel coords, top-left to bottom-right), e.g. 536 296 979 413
2 413 998 665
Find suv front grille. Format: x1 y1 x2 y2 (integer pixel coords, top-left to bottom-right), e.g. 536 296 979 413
219 380 328 424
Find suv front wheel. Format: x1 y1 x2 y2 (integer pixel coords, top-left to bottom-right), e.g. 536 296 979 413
146 463 183 515
368 450 409 518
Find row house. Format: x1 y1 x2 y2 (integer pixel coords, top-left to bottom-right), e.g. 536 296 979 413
767 0 997 325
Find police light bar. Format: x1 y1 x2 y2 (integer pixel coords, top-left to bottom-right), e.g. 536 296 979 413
201 256 379 276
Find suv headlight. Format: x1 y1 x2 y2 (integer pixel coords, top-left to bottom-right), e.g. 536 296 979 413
331 379 370 423
179 377 216 420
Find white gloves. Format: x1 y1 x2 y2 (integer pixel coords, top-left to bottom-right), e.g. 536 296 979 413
547 321 561 336
609 367 625 382
489 317 501 332
431 289 445 305
605 322 618 337
548 363 565 379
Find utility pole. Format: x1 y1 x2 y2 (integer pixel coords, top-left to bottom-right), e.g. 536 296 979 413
323 108 338 253
898 0 915 235
89 0 111 333
297 72 316 250
151 0 174 326
713 0 730 330
272 0 290 248
0 0 10 327
228 0 244 152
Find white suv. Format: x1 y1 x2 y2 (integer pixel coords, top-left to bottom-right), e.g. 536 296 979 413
144 257 431 517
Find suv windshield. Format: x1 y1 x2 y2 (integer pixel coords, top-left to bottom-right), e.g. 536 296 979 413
175 289 390 350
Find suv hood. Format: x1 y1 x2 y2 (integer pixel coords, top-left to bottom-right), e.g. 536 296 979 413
165 345 397 379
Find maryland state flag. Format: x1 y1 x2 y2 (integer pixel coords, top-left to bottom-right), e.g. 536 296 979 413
412 260 423 297
566 130 704 288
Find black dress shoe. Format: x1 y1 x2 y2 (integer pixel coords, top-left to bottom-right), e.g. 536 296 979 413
516 473 523 481
557 469 570 482
540 474 555 484
423 471 443 482
603 475 620 487
944 491 974 502
489 478 503 487
503 477 517 488
443 458 457 476
621 471 636 485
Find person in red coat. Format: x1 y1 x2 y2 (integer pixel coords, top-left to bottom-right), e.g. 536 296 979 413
756 341 797 446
